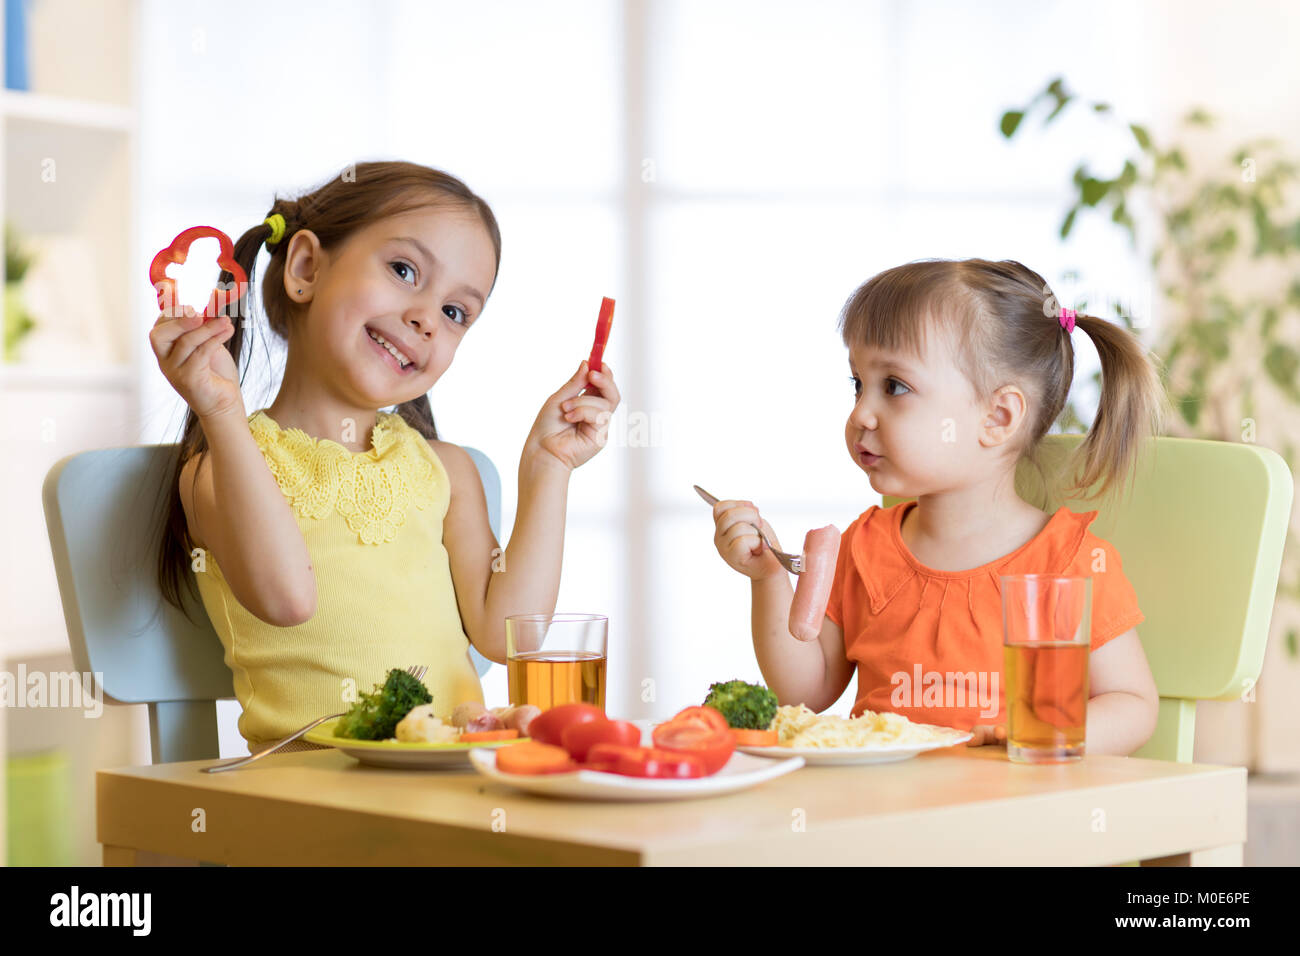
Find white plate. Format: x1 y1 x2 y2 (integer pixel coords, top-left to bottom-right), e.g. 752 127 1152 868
737 732 972 765
468 749 805 801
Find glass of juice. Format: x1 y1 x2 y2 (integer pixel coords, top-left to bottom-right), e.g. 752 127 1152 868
505 613 607 711
999 575 1092 763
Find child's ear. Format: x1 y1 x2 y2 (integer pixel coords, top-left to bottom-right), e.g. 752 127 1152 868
283 229 325 301
981 384 1029 448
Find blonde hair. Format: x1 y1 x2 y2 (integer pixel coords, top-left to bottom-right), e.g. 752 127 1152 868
837 258 1173 506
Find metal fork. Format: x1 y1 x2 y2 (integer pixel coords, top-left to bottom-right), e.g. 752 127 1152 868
694 485 804 574
201 665 428 773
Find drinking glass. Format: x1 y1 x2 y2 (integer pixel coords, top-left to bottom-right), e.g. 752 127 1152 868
505 613 607 711
999 575 1092 763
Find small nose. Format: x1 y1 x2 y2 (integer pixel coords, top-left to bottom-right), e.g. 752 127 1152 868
850 397 876 430
403 307 435 339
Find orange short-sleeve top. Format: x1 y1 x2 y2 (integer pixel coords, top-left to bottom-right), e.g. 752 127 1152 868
824 500 1144 731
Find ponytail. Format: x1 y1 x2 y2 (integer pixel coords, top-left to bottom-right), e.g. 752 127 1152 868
1056 311 1174 506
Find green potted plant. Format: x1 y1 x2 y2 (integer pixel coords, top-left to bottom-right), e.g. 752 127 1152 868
1001 78 1300 770
5 221 37 362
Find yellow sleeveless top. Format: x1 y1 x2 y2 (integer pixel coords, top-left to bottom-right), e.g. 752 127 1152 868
194 408 484 748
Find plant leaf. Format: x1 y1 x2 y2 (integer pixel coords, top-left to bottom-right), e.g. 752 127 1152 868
1060 206 1078 239
1263 343 1300 391
1000 110 1025 138
1130 123 1153 151
1081 177 1109 206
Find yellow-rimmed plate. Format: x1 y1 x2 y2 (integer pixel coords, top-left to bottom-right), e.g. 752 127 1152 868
305 717 526 769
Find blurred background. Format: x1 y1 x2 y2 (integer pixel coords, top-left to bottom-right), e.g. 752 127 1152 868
2 0 1298 864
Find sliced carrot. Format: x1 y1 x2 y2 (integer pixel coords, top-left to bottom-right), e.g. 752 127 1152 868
494 741 574 775
732 728 778 746
458 729 520 742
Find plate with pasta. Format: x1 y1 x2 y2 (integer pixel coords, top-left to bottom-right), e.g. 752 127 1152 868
736 705 972 765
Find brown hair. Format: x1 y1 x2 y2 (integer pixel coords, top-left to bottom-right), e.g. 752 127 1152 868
156 160 502 621
837 258 1173 507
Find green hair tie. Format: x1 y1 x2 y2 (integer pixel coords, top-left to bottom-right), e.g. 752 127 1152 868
264 213 286 247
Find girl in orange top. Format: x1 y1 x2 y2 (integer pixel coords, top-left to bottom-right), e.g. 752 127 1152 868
710 259 1172 756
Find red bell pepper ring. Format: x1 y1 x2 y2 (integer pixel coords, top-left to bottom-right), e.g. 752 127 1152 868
583 296 615 392
149 226 248 320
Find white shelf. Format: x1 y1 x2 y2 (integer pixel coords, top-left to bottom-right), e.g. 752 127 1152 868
1 89 135 132
0 362 135 390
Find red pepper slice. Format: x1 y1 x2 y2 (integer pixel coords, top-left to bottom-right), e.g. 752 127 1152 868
149 226 248 320
583 296 615 391
586 743 706 778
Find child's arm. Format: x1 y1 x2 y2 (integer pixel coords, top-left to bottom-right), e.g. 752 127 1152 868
439 360 620 662
752 573 855 711
434 440 569 663
1084 628 1160 755
153 304 315 627
713 500 854 711
179 407 317 627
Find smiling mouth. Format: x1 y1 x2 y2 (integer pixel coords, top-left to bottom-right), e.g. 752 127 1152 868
365 327 417 374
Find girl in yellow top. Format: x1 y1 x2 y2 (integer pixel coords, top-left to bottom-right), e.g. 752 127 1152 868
149 161 620 750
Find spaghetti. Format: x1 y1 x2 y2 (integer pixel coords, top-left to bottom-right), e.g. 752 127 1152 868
770 705 965 749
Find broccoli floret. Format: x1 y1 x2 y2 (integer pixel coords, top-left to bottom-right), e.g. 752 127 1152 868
335 668 433 740
703 679 779 730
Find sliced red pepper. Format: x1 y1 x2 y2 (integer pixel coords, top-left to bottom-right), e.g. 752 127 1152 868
586 743 706 778
583 296 615 391
149 225 248 320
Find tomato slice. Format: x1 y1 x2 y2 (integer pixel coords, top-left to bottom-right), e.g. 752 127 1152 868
526 703 605 747
494 741 574 775
561 718 642 761
651 705 735 775
587 744 705 778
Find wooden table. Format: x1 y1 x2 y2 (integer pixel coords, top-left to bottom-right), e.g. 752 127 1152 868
97 745 1246 866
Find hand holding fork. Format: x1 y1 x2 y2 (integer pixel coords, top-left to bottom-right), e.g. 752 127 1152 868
696 485 805 579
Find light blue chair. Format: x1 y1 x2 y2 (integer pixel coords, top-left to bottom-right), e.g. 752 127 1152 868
42 440 501 764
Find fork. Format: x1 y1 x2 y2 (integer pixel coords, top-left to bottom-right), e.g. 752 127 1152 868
201 665 428 773
693 485 804 574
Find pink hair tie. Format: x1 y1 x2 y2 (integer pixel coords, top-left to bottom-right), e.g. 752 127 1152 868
1059 308 1077 333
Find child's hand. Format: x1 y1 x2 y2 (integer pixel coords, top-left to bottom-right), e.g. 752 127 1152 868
149 305 244 422
966 724 1007 747
711 500 788 581
523 360 622 472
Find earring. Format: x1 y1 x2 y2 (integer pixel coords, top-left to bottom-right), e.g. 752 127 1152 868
297 289 302 294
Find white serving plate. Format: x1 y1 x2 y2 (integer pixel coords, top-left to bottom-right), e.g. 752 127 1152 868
468 748 804 801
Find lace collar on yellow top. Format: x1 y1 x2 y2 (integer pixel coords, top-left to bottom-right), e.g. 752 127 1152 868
247 409 438 545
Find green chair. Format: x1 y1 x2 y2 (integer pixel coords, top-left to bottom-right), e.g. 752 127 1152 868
43 441 502 764
882 434 1293 763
